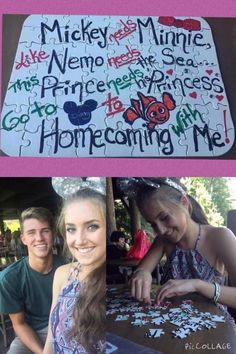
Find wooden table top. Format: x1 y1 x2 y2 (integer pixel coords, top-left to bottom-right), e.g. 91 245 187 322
106 285 236 354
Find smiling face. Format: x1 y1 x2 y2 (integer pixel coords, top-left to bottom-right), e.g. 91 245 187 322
64 198 106 272
146 102 170 125
139 191 189 243
21 218 54 260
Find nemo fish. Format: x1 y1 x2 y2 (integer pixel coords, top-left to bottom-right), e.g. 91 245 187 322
123 91 176 129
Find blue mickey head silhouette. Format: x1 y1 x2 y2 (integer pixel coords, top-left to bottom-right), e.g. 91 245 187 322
63 100 98 126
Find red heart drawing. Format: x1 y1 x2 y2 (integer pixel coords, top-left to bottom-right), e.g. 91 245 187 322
216 95 224 101
167 69 173 75
189 92 197 99
206 69 213 75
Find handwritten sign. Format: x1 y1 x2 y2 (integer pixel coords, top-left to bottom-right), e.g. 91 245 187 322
1 15 234 157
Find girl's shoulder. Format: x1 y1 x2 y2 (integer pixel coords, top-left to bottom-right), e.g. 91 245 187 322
55 263 72 274
204 225 236 246
54 264 72 286
52 264 73 301
205 224 233 236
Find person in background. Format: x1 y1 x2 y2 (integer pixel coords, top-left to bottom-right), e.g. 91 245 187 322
0 207 65 354
10 234 16 253
107 231 129 259
0 233 3 247
5 228 11 249
43 182 106 353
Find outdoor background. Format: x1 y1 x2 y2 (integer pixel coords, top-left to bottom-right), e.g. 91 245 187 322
114 177 236 242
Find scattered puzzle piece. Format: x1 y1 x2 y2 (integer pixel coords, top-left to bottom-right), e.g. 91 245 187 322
146 329 165 338
115 315 129 321
172 327 190 339
131 319 148 326
107 289 227 341
151 317 166 325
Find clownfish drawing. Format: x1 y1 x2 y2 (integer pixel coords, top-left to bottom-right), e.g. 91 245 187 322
123 91 176 129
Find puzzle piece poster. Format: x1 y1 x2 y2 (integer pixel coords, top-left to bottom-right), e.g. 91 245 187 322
1 15 236 158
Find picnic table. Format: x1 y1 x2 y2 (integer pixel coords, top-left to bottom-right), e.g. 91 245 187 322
106 285 236 354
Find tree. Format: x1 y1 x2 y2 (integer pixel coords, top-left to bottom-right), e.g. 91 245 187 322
205 178 232 223
106 178 116 240
114 199 131 236
114 177 233 239
182 177 232 226
114 197 141 242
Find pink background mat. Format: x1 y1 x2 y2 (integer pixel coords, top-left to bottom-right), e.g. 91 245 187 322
0 0 236 176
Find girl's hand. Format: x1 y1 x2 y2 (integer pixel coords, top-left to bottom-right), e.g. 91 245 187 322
130 269 152 304
156 279 199 304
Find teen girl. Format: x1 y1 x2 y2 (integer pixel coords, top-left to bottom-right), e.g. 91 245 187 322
43 183 106 354
117 177 236 324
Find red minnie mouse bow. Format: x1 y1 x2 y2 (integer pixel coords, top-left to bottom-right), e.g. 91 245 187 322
158 17 201 31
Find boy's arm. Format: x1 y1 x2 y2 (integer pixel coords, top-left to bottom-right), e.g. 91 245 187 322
9 312 44 354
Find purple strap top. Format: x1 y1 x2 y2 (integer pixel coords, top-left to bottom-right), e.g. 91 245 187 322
160 225 236 326
161 224 225 285
51 279 87 353
51 264 105 353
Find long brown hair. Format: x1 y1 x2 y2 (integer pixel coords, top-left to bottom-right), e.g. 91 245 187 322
71 263 106 353
136 179 209 225
58 188 106 353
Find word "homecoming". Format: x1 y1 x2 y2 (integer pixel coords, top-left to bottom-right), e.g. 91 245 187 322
39 118 226 156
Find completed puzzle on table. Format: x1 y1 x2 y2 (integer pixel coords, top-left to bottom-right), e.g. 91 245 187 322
107 288 226 342
1 15 234 157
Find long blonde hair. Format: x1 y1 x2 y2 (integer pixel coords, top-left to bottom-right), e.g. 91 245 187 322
136 179 209 225
57 188 106 353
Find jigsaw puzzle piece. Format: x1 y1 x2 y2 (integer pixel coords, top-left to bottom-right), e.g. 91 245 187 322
108 16 138 47
130 126 159 157
131 319 148 327
19 117 57 156
24 99 57 134
103 121 133 157
115 315 129 321
151 317 166 325
172 327 190 339
147 311 161 317
146 328 165 338
132 312 147 319
75 122 106 157
166 44 199 77
200 91 228 110
0 127 26 156
1 101 34 136
19 130 49 157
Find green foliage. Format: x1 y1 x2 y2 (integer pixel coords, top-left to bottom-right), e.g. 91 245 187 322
114 178 232 237
182 177 232 226
114 200 131 239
